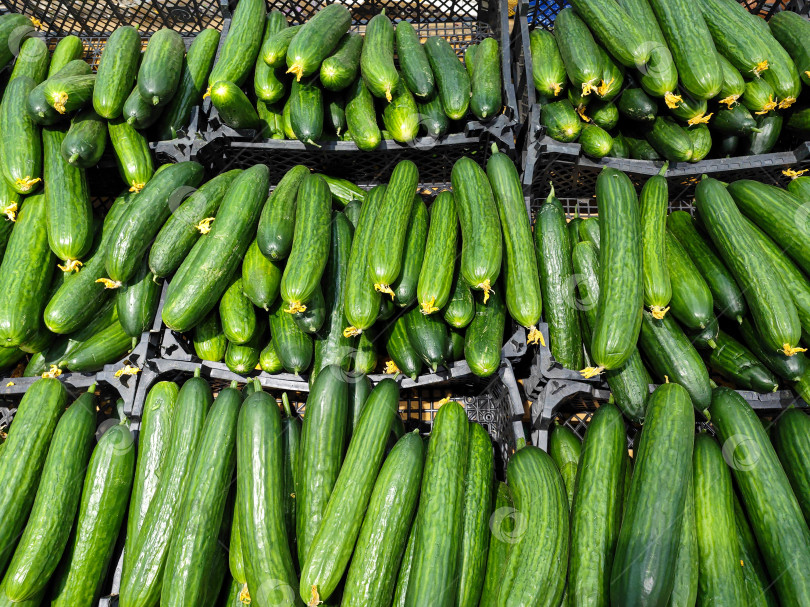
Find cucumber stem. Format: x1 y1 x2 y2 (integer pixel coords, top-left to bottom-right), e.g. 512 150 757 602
282 392 292 418
193 367 201 378
87 383 97 393
152 96 160 106
68 153 80 165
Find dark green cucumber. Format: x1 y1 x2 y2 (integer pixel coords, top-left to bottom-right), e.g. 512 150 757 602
0 346 24 372
28 59 92 126
257 339 281 373
417 191 457 314
548 420 581 508
0 194 54 347
126 381 179 559
554 8 602 97
296 367 349 565
289 76 323 145
535 188 581 367
404 306 447 372
588 168 642 375
689 316 720 351
479 483 513 607
770 10 810 87
123 85 162 129
320 32 362 91
404 401 468 607
638 310 712 413
94 26 141 118
686 123 712 162
746 112 782 155
709 387 810 605
241 238 282 311
733 494 779 607
396 21 434 98
627 136 662 160
210 80 260 130
617 87 657 123
386 314 423 380
107 116 154 192
208 0 264 88
46 35 84 75
3 388 96 602
219 276 257 345
342 432 424 607
344 184 386 334
695 177 801 355
541 99 582 142
160 383 240 606
469 37 500 120
773 408 810 525
300 379 399 604
1 76 43 194
116 253 161 337
587 100 618 130
285 3 350 81
345 77 381 150
579 217 600 252
382 80 419 142
640 165 671 319
489 145 542 335
425 35 470 120
368 161 418 296
163 165 268 332
716 132 740 157
280 173 331 311
665 232 713 331
106 161 203 283
293 283 326 334
498 445 568 607
392 196 427 307
149 168 239 277
191 310 225 361
42 72 95 116
347 374 373 437
62 109 107 168
443 270 475 328
361 10 398 102
257 163 309 260
530 28 566 98
269 297 313 375
713 103 760 136
579 124 613 158
667 462 698 607
569 404 625 607
610 383 694 606
10 36 48 84
417 91 449 137
60 316 137 372
353 329 377 374
138 28 184 107
708 330 779 392
49 423 135 607
739 318 807 382
0 14 33 71
666 210 746 322
465 288 506 378
646 116 693 162
325 92 347 136
224 327 263 374
451 156 501 297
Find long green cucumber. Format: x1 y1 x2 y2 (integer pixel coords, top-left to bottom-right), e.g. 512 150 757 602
665 232 713 331
739 317 807 382
10 36 48 84
548 423 581 510
403 305 447 372
469 37 500 120
192 311 226 362
1 76 42 193
733 495 778 607
299 379 399 604
123 85 162 129
396 21 434 99
425 36 470 120
138 28 184 107
478 483 513 607
242 239 282 311
219 276 257 344
345 77 381 150
0 14 34 71
107 117 155 193
288 76 323 144
530 28 566 98
293 282 325 334
255 17 289 103
207 0 265 89
223 328 263 374
44 75 97 116
285 4 350 81
62 109 107 168
554 8 603 97
640 165 671 318
386 313 423 380
116 253 161 337
48 36 83 76
361 10 399 102
320 32 362 92
417 191 457 314
667 465 698 607
60 315 137 372
709 330 779 393
392 196 427 307
281 395 301 569
443 270 475 329
93 26 141 119
256 164 309 261
27 59 92 127
773 408 810 526
465 288 506 378
269 298 313 375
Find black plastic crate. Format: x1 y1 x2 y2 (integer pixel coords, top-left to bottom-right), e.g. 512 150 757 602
1 0 224 37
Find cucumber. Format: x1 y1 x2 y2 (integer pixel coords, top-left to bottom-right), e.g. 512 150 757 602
320 32 362 92
770 11 810 87
10 36 48 84
155 28 220 140
361 10 399 102
207 0 265 88
258 339 282 373
687 123 712 161
665 232 713 331
669 94 708 123
48 423 135 607
386 314 423 380
242 239 282 311
126 381 178 559
773 408 810 525
646 116 693 162
382 80 419 142
286 3 351 81
568 404 625 607
344 184 385 334
404 306 447 372
353 329 377 374
342 432 424 607
689 316 719 351
611 383 694 606
116 253 160 336
555 8 602 97
404 401 468 607
43 124 93 265
191 311 225 362
586 168 642 376
452 156 501 298
746 112 782 155
27 59 92 126
717 53 745 107
257 99 285 138
417 91 449 137
787 106 810 135
617 87 657 123
0 194 53 347
163 165 268 332
541 98 582 142
627 137 662 160
2 387 95 602
740 318 807 382
281 394 301 568
530 28 566 98
465 288 506 378
710 387 810 605
289 76 323 145
93 26 141 119
62 109 106 168
219 276 257 344
345 77 381 150
280 173 331 312
0 346 24 372
138 28 184 106
1 76 42 193
742 78 777 115
716 132 740 157
224 330 263 374
293 282 325 334
257 164 308 261
396 21 434 99
640 165 671 318
322 175 365 207
535 187 580 367
325 92 347 136
60 316 137 372
444 270 475 328
123 85 162 129
479 483 513 607
368 160 418 297
579 217 600 252
44 36 81 75
210 80 260 130
269 298 313 375
0 14 33 71
667 465 698 607
587 100 618 131
733 495 779 607
261 24 301 67
300 379 399 604
149 168 239 277
160 383 240 606
469 37 500 120
236 388 299 607
107 116 154 192
425 36 470 120
417 191 456 314
639 310 712 413
666 210 746 323
388 196 427 308
347 374 373 437
579 123 612 158
498 446 568 607
713 103 760 136
708 330 779 392
696 177 801 355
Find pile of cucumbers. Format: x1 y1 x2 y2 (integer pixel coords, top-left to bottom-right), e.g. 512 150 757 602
539 164 810 423
530 0 810 161
206 1 503 146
